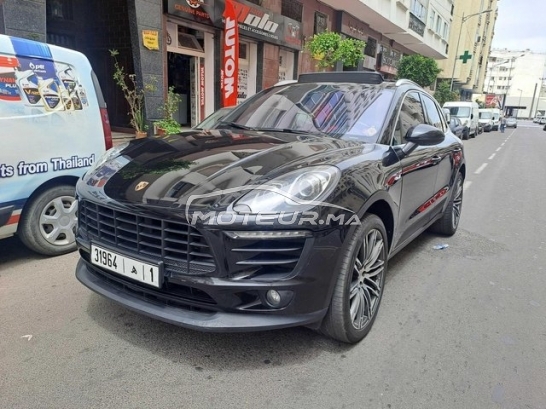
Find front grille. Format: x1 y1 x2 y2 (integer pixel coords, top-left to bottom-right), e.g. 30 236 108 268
78 200 216 276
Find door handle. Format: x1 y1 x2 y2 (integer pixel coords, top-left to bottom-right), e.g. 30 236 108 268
431 155 443 164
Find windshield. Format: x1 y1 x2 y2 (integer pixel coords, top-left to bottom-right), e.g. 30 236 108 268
219 83 394 143
479 111 492 119
447 107 471 117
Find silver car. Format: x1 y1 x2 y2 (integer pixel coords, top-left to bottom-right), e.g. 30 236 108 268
506 117 517 128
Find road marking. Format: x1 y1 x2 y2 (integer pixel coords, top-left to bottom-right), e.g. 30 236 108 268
488 153 496 160
496 147 502 152
501 143 505 146
463 181 472 191
474 163 488 174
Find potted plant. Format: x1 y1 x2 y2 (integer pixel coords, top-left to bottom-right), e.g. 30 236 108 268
305 31 366 70
110 49 155 138
155 86 182 135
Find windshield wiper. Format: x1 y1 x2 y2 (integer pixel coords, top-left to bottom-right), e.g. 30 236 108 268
217 121 254 130
252 127 316 135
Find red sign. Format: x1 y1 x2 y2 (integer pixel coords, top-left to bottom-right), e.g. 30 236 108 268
222 0 239 107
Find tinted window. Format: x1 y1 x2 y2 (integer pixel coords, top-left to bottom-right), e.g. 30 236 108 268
421 94 444 130
222 83 394 143
392 92 425 145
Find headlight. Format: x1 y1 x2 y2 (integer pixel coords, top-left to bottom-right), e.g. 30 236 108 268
234 165 340 214
85 142 130 177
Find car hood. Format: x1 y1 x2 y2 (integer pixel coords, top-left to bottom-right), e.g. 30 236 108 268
80 129 369 210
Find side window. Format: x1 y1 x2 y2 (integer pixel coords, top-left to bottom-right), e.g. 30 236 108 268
421 94 445 131
392 92 425 145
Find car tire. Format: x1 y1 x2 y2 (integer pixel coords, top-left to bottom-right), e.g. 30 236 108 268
321 214 388 344
463 129 469 140
429 172 463 236
18 185 78 256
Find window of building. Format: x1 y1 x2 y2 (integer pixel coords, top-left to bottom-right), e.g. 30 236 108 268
410 0 426 21
314 12 328 34
443 22 449 39
364 37 377 57
436 16 441 33
281 0 303 22
46 0 73 20
429 10 436 29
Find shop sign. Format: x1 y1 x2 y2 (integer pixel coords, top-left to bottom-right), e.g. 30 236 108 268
222 0 239 107
199 58 205 119
377 45 401 74
164 0 302 49
142 30 160 50
341 13 368 42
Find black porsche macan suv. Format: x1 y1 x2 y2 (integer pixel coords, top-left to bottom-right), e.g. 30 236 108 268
75 72 465 343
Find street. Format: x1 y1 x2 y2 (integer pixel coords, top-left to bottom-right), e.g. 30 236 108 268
1 122 545 409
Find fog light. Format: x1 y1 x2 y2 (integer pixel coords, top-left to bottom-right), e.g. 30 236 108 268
266 290 282 307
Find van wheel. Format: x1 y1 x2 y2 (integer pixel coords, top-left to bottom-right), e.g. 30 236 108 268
18 185 78 256
321 214 388 343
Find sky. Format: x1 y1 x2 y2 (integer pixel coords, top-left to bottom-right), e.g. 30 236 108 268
491 0 546 52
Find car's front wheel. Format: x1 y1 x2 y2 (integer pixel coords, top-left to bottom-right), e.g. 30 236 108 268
321 214 388 343
18 185 78 256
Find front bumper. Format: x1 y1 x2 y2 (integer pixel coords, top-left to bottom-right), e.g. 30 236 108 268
76 258 328 331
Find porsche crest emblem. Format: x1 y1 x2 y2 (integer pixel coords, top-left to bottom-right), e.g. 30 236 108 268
135 181 149 191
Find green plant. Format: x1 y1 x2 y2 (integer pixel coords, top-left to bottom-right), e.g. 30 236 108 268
155 86 181 135
110 49 155 132
396 54 441 88
305 31 365 69
433 80 459 106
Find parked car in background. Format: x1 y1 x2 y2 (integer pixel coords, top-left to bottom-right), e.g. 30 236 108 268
0 34 111 255
539 117 546 125
75 72 466 344
449 116 468 139
506 117 518 128
488 108 501 130
443 101 479 138
478 109 494 132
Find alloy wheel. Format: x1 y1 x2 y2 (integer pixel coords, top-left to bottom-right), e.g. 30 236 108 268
349 229 385 330
451 178 463 229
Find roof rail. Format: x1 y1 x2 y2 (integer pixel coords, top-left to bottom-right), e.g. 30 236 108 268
395 78 420 87
298 71 385 85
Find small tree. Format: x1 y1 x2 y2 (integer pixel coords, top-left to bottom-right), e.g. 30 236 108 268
397 54 441 88
434 80 459 106
475 99 485 109
305 31 365 70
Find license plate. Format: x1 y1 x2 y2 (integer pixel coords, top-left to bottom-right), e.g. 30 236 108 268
90 244 161 288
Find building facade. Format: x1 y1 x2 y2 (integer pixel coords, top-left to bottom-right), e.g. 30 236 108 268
437 0 498 101
482 49 546 118
1 0 452 131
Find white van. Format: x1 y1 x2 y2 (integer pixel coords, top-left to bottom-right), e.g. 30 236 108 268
488 108 501 130
443 101 479 139
0 35 111 255
478 108 494 132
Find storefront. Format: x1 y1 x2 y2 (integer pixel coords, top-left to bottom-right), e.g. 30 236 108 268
164 0 302 122
376 45 402 79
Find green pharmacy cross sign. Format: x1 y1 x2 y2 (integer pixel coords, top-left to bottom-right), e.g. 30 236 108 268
459 50 472 64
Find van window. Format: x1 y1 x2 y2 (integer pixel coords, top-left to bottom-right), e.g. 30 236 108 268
447 107 470 117
479 111 492 119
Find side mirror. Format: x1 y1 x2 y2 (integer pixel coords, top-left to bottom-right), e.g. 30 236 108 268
471 114 474 119
405 124 445 146
401 124 445 156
